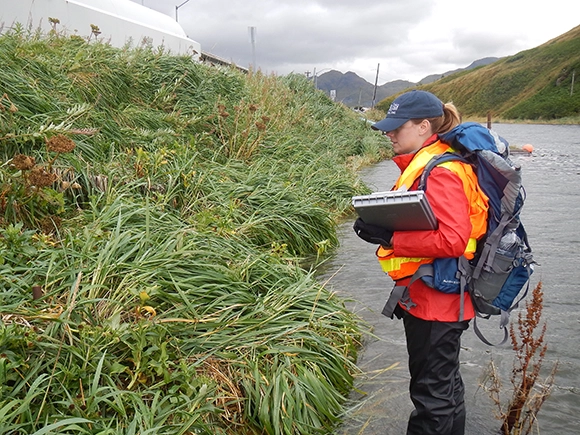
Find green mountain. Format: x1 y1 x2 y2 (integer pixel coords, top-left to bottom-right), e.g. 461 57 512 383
377 25 580 121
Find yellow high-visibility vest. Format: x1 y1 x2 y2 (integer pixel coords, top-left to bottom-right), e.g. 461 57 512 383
377 140 488 280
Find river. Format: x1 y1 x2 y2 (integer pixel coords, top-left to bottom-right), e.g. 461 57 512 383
319 123 580 434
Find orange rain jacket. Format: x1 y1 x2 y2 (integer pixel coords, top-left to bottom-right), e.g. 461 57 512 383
376 135 489 322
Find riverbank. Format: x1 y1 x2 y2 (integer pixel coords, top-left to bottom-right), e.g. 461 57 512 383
0 30 388 434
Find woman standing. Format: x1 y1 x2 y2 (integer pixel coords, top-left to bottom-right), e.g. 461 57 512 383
353 90 489 435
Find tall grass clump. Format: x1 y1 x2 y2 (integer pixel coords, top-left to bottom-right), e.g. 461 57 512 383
0 26 389 434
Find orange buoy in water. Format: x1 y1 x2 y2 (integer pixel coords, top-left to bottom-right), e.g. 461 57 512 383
522 144 534 153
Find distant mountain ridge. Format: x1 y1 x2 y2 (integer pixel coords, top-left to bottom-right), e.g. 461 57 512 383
379 25 580 120
314 57 499 108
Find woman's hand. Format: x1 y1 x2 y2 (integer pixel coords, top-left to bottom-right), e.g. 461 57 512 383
353 218 393 247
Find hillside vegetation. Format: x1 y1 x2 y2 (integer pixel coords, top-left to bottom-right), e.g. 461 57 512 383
377 25 580 122
0 27 390 435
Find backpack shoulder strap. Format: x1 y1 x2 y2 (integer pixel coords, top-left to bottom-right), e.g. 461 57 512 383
418 152 470 191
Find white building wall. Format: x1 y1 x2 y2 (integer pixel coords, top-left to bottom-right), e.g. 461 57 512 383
0 0 201 59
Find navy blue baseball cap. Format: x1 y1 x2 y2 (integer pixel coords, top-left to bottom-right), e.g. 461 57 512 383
371 90 444 132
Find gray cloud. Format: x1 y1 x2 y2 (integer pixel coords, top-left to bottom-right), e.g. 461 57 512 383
134 0 580 84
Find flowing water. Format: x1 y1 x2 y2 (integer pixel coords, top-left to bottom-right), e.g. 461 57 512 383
318 123 580 434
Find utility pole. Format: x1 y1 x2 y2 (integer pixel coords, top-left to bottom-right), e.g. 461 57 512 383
175 0 191 22
371 63 380 108
248 26 257 71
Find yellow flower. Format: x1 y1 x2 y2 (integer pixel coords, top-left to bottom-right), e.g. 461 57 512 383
139 291 150 302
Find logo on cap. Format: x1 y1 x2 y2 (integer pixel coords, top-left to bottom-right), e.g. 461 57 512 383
387 103 399 116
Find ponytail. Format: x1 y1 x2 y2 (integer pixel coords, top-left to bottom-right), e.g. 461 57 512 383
428 102 461 134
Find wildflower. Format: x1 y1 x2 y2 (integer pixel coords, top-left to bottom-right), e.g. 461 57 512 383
40 216 61 234
249 104 258 112
46 134 76 153
255 121 266 131
11 154 36 171
27 167 57 187
90 24 101 36
0 93 17 113
139 291 150 302
48 17 60 32
217 104 230 118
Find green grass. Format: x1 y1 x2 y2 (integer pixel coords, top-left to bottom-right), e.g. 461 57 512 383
0 27 390 434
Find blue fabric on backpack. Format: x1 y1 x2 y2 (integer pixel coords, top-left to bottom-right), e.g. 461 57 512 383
439 122 501 153
492 257 532 311
421 258 461 294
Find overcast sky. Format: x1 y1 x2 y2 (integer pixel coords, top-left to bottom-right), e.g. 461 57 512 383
132 0 579 85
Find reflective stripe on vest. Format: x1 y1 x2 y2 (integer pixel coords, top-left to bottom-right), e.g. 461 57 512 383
377 140 488 280
377 237 478 279
376 246 432 279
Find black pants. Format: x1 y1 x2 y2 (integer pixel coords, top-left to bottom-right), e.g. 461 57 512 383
397 306 470 435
